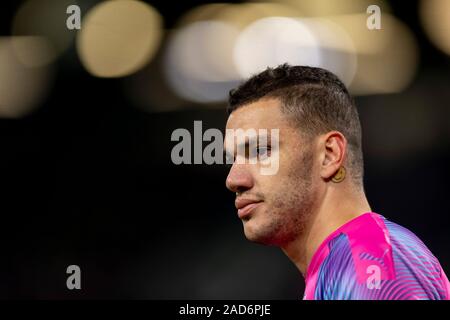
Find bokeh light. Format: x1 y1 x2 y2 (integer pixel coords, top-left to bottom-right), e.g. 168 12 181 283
164 2 304 104
177 2 302 29
12 0 77 65
327 14 419 94
164 21 240 104
234 17 320 79
168 21 240 83
162 2 418 104
233 16 357 86
77 0 163 78
0 37 54 118
259 0 390 17
420 0 450 56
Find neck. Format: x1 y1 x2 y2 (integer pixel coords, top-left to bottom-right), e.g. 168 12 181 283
281 184 371 277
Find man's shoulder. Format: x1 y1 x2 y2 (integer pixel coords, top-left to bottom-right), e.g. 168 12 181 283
321 213 450 299
324 213 396 284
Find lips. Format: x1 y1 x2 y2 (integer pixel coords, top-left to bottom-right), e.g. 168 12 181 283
235 198 263 219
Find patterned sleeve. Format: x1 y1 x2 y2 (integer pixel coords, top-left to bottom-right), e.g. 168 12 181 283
314 233 449 300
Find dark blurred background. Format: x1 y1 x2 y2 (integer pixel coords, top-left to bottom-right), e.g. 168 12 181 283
0 0 449 299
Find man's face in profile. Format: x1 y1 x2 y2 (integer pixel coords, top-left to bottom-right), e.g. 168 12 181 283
225 97 319 246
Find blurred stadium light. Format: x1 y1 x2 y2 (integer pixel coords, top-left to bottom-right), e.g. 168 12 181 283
420 0 450 57
329 13 419 95
262 0 391 16
163 2 308 105
0 37 54 118
164 20 240 103
4 0 423 111
233 17 321 79
12 0 77 65
163 2 418 104
177 2 302 29
76 0 163 78
233 16 358 86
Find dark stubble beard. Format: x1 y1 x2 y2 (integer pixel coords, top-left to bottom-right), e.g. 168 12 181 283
249 146 316 247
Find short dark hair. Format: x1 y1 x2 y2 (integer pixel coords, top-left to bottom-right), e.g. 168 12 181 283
228 64 363 186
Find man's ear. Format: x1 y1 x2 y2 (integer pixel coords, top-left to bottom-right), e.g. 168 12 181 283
319 131 347 181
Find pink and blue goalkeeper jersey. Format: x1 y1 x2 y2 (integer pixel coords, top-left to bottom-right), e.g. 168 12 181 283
304 212 450 300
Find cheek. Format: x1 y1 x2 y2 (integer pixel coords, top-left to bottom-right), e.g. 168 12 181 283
271 161 314 202
253 175 277 193
254 146 315 198
263 177 299 206
255 158 303 194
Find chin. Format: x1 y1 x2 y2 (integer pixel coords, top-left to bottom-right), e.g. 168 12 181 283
243 220 275 245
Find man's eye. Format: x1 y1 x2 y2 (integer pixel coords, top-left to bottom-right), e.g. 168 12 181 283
257 146 271 157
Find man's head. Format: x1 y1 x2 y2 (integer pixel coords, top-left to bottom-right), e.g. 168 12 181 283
224 64 364 246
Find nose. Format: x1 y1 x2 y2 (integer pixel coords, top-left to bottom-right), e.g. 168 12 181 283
225 163 253 194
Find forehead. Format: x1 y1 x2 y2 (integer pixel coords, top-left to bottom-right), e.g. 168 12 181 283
226 98 290 130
